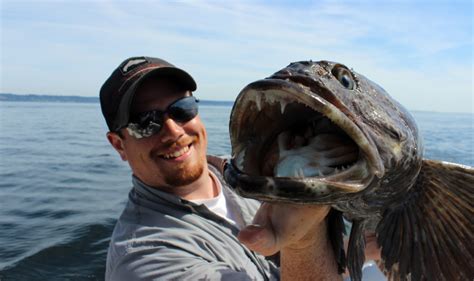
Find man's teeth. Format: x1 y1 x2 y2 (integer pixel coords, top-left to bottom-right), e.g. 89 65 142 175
162 146 190 159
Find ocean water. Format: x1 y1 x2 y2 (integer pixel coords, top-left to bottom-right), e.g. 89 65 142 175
0 101 472 281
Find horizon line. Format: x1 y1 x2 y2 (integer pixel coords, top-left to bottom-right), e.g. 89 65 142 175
0 93 472 115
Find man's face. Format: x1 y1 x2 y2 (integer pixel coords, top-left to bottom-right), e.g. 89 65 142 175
110 77 208 188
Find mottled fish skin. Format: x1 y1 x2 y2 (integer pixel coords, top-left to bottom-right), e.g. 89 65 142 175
224 61 474 281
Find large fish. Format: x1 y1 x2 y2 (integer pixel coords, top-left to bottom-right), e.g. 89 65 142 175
223 60 474 281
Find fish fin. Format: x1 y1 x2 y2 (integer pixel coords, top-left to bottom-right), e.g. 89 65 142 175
347 219 366 281
376 159 474 281
327 209 347 274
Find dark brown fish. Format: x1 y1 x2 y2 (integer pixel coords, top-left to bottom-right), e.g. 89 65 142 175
223 60 474 281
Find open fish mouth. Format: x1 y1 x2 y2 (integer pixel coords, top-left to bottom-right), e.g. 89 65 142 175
228 79 384 201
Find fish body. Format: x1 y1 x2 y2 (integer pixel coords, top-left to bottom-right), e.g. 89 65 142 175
224 61 474 280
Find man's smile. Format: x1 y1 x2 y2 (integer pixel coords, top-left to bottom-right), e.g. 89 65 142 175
160 143 192 160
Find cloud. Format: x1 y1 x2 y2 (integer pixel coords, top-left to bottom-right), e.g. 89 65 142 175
1 0 471 112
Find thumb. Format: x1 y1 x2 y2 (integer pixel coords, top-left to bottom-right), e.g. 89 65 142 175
238 224 280 256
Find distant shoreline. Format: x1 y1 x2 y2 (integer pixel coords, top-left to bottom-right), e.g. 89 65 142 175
0 93 234 106
1 93 471 114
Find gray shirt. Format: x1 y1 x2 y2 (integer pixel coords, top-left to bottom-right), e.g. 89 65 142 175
105 164 280 281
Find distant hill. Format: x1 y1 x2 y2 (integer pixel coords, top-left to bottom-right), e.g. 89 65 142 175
0 93 99 103
0 93 234 106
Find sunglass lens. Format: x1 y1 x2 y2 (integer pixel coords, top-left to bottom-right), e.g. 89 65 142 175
139 111 163 128
126 97 198 139
169 97 198 123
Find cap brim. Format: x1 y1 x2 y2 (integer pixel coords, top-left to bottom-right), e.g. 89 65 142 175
113 67 197 131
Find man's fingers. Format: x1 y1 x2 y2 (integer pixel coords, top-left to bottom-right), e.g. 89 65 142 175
238 203 280 256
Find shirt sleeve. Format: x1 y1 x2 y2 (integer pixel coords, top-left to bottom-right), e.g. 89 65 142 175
107 242 265 281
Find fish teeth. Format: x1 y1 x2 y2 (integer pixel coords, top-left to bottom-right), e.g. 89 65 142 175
255 94 262 111
298 168 305 178
280 100 288 114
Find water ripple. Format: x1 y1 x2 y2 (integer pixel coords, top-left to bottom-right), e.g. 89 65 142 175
0 102 472 280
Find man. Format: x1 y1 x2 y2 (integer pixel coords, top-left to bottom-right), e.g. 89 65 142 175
100 56 344 280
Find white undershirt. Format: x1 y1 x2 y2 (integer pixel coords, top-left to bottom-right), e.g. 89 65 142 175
190 172 239 227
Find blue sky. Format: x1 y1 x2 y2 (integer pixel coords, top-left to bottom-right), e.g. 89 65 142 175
1 0 472 113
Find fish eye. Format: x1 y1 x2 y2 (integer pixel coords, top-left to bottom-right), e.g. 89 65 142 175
340 74 353 89
332 67 355 90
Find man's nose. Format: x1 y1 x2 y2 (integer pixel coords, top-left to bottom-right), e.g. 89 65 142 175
159 116 185 143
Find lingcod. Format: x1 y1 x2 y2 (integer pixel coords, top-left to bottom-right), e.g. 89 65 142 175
223 60 474 281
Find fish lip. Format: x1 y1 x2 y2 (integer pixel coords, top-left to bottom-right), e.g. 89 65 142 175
229 78 384 194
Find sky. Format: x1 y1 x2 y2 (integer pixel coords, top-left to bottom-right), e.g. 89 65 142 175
0 0 472 113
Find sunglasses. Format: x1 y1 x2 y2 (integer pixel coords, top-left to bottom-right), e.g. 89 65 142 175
125 96 199 139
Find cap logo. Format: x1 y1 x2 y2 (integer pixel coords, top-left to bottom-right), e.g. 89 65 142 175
120 58 148 75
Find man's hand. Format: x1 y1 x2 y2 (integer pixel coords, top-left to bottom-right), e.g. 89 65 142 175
238 202 341 280
238 202 331 256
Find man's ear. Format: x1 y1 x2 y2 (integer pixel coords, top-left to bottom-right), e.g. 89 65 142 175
107 131 128 161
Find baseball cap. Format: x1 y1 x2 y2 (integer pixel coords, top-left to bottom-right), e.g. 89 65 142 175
100 56 197 132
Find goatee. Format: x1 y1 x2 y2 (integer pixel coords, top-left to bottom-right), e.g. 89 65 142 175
163 161 204 186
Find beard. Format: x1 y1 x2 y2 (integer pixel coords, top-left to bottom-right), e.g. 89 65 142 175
162 159 204 186
147 132 207 188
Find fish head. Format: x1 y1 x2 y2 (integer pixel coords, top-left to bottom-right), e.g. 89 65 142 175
225 60 423 203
